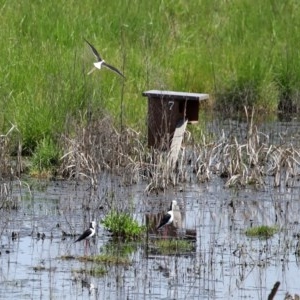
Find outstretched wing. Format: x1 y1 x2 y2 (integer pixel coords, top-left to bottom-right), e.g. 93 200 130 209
84 38 102 61
103 62 125 78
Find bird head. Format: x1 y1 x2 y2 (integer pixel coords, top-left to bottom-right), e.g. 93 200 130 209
90 221 97 229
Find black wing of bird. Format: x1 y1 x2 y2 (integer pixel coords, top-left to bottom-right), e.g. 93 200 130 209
84 38 102 62
156 213 171 230
75 228 92 242
102 62 125 78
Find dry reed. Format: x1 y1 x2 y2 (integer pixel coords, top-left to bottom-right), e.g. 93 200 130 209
57 108 300 192
0 125 23 208
1 109 299 192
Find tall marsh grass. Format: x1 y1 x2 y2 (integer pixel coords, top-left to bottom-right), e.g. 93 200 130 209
57 107 300 191
1 0 300 174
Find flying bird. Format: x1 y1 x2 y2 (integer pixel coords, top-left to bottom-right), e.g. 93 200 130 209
84 38 125 78
75 221 96 243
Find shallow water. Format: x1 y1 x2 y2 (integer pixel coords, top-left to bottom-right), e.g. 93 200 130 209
1 172 300 300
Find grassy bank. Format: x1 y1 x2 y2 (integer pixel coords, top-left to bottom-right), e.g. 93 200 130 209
1 0 300 170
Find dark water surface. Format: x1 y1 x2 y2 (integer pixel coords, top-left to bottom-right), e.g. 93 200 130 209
1 174 300 299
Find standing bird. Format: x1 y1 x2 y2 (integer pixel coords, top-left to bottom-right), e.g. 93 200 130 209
170 200 182 230
157 202 177 230
84 38 125 78
169 199 178 211
75 221 96 243
156 210 173 230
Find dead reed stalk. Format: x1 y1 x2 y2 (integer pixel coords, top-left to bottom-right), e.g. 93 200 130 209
0 124 22 179
57 109 300 191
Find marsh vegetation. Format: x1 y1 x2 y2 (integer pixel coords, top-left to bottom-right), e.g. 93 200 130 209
0 177 300 299
1 0 300 179
245 225 279 238
1 1 300 299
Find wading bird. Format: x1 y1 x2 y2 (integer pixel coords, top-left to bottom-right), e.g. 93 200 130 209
75 221 96 253
156 209 173 231
169 199 177 211
84 38 125 78
157 200 177 230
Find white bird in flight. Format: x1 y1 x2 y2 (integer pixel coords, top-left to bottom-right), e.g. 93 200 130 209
84 38 125 78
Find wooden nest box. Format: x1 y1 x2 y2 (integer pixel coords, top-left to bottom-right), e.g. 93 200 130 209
142 90 209 148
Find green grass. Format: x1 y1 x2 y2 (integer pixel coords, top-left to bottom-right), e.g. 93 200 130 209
78 254 131 266
102 211 146 240
30 137 61 177
100 241 138 258
1 0 300 162
73 267 107 277
155 239 195 255
245 225 278 238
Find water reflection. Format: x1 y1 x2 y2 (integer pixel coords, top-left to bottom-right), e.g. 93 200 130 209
0 172 300 299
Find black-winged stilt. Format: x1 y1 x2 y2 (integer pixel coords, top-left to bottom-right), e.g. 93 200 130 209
84 38 125 78
75 221 96 243
157 200 177 230
169 199 177 211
